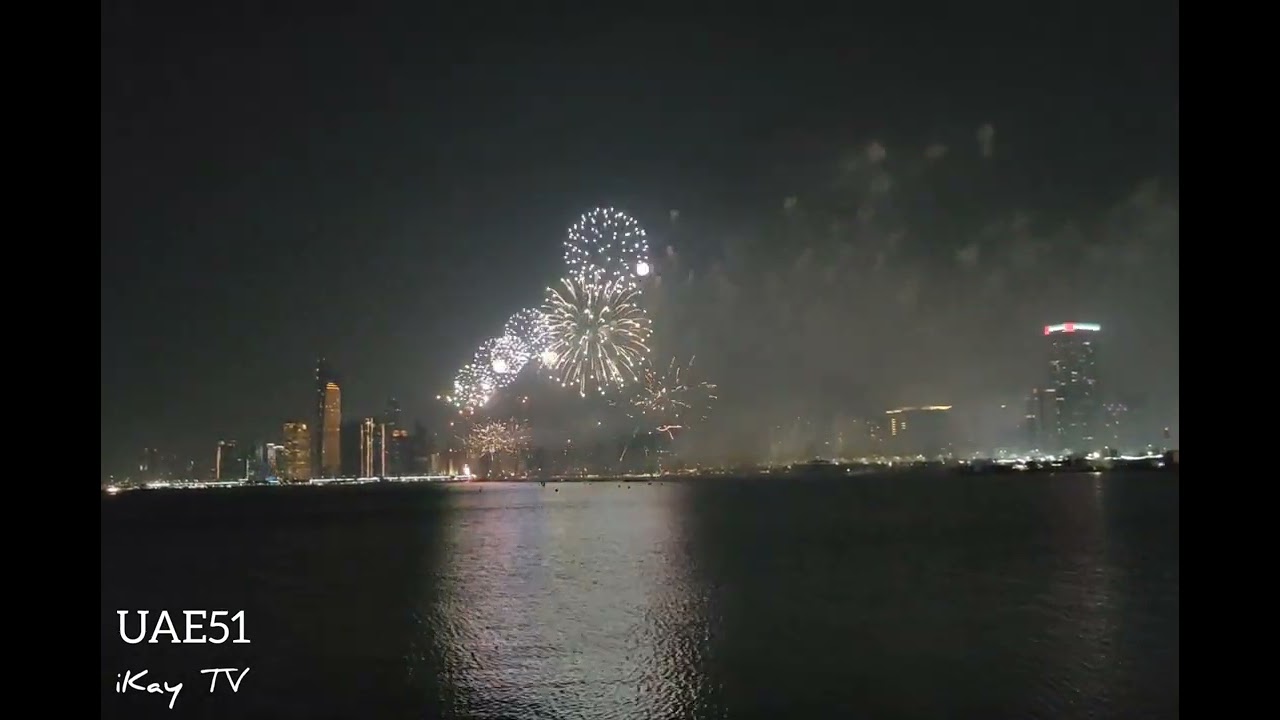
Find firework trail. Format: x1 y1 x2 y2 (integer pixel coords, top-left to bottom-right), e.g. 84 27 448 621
616 355 717 464
564 207 651 289
628 356 718 438
541 274 652 397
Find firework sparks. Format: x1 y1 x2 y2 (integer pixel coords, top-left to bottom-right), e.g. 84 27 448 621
564 207 651 289
442 328 543 412
481 335 531 377
541 274 652 397
628 356 718 437
465 418 530 457
504 307 551 363
441 359 498 412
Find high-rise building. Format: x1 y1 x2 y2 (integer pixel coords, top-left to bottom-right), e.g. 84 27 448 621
282 422 311 482
412 420 432 474
240 443 267 482
884 406 953 458
214 440 237 481
321 382 342 476
1023 388 1057 452
384 397 402 430
264 443 284 479
1044 322 1101 453
388 428 409 476
340 419 362 477
360 418 378 477
313 358 339 476
138 447 162 482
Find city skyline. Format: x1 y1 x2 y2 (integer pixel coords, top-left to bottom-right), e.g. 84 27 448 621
101 4 1178 475
111 315 1176 482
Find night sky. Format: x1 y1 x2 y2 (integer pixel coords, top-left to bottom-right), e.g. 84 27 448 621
101 3 1179 474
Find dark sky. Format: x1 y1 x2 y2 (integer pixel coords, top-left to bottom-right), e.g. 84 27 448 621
101 2 1179 474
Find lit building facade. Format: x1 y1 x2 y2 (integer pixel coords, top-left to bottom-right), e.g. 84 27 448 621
264 443 284 479
884 406 953 458
360 417 379 477
313 358 337 477
282 422 311 482
1044 322 1101 453
321 382 342 477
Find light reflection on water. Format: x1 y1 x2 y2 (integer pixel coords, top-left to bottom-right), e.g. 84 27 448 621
1029 472 1177 717
102 473 1178 719
426 482 709 719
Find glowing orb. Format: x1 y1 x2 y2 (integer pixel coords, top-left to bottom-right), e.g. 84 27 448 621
636 261 650 277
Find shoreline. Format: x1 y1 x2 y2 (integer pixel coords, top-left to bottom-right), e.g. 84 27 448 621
104 461 1177 495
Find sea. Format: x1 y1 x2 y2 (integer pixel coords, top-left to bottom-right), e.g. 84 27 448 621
101 470 1179 719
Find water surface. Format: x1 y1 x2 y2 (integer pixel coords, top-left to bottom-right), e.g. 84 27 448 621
101 471 1179 719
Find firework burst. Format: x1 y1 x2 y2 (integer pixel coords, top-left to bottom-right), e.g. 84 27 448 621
441 359 498 412
504 307 551 362
628 356 718 437
466 419 530 458
480 335 531 377
541 274 652 397
564 207 651 289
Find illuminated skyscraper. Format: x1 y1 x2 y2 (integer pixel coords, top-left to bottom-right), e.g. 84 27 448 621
264 443 284 479
322 382 342 476
360 417 378 477
313 358 336 476
1044 322 1101 453
378 424 390 476
282 422 311 482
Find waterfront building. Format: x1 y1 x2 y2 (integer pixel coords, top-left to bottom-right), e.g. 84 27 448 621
214 440 236 481
321 381 342 477
282 422 311 482
1044 322 1102 453
313 358 343 477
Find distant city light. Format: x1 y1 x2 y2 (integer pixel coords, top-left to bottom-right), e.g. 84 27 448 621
1044 322 1101 335
884 405 953 414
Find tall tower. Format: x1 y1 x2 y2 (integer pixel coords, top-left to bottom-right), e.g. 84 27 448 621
360 417 377 477
282 422 311 482
1044 322 1101 454
322 382 342 476
215 440 236 481
313 358 344 476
